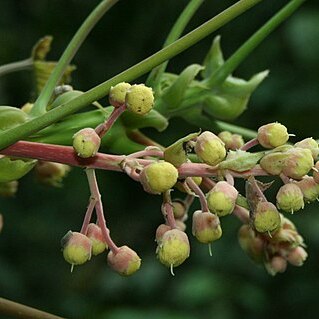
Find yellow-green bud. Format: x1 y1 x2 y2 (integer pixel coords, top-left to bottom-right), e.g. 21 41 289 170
257 122 289 148
195 131 226 166
0 180 18 197
259 152 287 175
192 211 222 244
206 181 238 217
61 231 92 266
296 176 319 202
72 128 101 158
125 84 154 115
139 161 178 194
286 246 308 266
157 229 190 268
109 82 131 107
295 138 319 160
218 131 244 150
107 246 141 276
276 183 304 213
253 201 281 233
86 223 107 256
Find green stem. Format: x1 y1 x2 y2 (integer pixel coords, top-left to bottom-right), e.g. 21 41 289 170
214 120 257 139
206 0 306 87
0 0 262 150
30 0 120 117
146 0 205 89
0 58 33 76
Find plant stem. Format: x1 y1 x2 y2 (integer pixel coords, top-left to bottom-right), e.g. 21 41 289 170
0 58 33 77
214 120 257 139
0 0 262 150
186 177 209 212
30 0 120 117
80 197 96 234
241 137 259 151
0 297 65 319
146 0 204 89
206 0 306 87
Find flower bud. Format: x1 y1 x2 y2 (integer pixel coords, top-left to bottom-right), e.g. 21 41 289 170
125 84 154 115
259 152 287 175
286 246 308 266
218 131 244 150
0 105 28 131
206 181 238 217
109 82 131 107
61 231 92 266
156 229 190 268
86 223 107 256
172 200 186 219
175 220 187 232
72 128 101 158
276 183 304 213
265 256 287 276
253 201 281 233
192 211 222 244
0 180 18 197
35 161 70 187
295 138 319 160
139 161 178 194
257 122 289 148
155 224 172 243
296 176 319 202
282 148 314 180
195 131 226 166
313 161 319 183
107 245 141 276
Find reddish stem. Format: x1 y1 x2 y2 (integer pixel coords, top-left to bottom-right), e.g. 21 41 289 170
162 191 176 228
80 197 96 234
240 137 259 151
233 205 250 223
186 177 209 213
127 148 164 159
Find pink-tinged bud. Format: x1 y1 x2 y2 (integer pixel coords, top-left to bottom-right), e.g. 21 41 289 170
296 176 319 203
155 224 172 243
156 229 190 268
0 214 3 233
35 161 70 187
61 231 92 266
295 138 319 160
72 128 101 158
0 180 18 197
172 200 186 219
195 131 226 166
253 201 281 233
314 161 319 183
192 211 222 244
286 246 308 266
265 256 287 276
139 161 178 194
276 183 304 213
206 181 238 217
238 225 264 263
282 148 314 180
259 152 287 175
218 131 244 150
109 82 131 107
107 246 141 276
257 122 289 148
86 223 107 256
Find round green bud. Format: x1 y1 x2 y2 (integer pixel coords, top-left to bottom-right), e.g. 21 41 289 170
295 138 319 160
125 84 154 115
192 211 222 244
286 246 308 266
35 161 70 187
313 161 319 183
73 128 101 158
86 223 107 256
253 201 281 233
218 131 244 150
282 148 314 180
61 231 92 266
139 161 179 194
265 256 287 276
50 90 83 110
296 176 319 203
257 122 289 149
0 180 18 197
107 246 141 276
156 229 190 268
276 183 304 213
0 105 28 131
206 181 238 217
195 131 226 166
259 152 287 175
109 82 131 107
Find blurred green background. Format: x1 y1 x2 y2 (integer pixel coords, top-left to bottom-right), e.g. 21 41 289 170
1 0 319 318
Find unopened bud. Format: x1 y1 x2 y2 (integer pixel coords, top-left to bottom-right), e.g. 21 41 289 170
192 211 222 244
195 131 226 166
86 223 107 256
295 138 319 160
172 200 186 219
286 246 308 266
107 246 141 276
109 82 131 107
296 176 319 203
0 180 18 197
218 131 244 150
155 224 172 243
259 152 287 175
265 256 287 276
73 128 101 158
206 181 238 216
257 122 289 148
253 201 281 233
125 84 154 115
35 161 70 187
276 183 304 213
314 161 319 183
175 220 187 232
139 161 178 194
